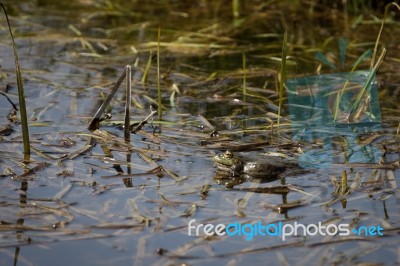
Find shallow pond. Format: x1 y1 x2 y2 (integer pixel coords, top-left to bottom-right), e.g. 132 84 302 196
0 1 399 265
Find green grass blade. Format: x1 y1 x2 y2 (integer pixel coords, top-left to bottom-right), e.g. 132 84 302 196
338 37 347 69
351 49 373 72
141 51 152 84
1 3 30 157
157 25 162 120
242 52 246 102
277 31 287 135
333 49 372 121
370 2 400 69
348 48 386 121
232 0 240 17
315 51 336 69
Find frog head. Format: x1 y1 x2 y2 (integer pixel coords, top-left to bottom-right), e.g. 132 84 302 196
212 150 243 174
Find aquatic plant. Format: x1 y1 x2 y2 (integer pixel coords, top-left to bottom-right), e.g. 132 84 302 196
1 3 30 158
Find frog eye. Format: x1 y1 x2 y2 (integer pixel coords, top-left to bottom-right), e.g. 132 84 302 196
225 150 233 158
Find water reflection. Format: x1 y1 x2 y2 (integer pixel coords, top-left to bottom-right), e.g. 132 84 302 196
14 180 28 265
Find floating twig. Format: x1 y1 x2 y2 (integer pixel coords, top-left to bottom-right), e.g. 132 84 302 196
15 162 50 180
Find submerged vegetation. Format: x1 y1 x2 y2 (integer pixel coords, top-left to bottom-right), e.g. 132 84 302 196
0 0 399 265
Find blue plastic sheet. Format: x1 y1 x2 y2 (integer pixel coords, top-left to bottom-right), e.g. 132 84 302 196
285 70 382 168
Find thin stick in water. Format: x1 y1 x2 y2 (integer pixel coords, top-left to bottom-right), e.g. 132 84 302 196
88 66 127 130
124 65 132 141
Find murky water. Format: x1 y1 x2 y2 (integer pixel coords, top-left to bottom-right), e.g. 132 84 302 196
1 1 399 265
